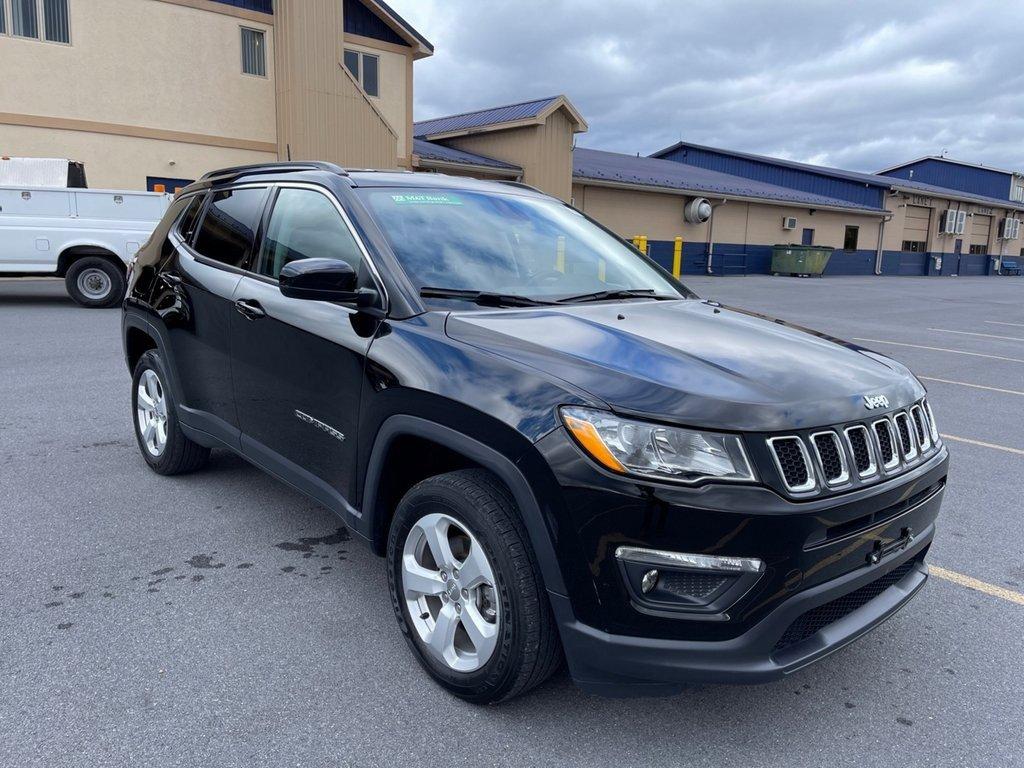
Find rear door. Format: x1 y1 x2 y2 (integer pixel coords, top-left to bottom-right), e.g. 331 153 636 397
161 185 269 443
230 184 378 510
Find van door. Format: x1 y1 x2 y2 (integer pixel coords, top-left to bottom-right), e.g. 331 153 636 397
0 188 71 272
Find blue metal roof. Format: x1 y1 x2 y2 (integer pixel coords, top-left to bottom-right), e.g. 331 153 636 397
413 139 521 171
573 148 886 212
414 96 561 138
880 157 1011 200
652 141 1024 212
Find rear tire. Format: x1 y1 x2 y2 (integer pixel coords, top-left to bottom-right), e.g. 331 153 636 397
387 469 562 703
65 257 126 308
131 350 210 475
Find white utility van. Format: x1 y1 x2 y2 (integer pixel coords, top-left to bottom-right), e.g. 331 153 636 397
0 185 171 307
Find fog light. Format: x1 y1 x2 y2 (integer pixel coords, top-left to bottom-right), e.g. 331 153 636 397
641 569 659 594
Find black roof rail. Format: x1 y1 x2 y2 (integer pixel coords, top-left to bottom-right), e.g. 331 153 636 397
199 161 348 182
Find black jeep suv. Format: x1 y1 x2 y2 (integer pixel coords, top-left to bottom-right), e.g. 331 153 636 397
122 162 948 702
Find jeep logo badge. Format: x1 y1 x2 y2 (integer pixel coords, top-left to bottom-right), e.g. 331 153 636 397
863 394 889 410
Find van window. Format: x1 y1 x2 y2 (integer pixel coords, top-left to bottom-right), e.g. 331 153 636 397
192 188 266 268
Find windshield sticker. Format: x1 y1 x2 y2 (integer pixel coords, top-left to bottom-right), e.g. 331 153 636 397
390 193 463 206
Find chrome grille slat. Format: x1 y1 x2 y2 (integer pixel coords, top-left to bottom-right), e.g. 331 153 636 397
810 431 849 485
910 405 931 451
872 418 900 471
844 425 877 477
893 412 918 461
767 436 816 493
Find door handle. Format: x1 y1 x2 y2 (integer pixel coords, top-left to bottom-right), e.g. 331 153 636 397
234 299 266 320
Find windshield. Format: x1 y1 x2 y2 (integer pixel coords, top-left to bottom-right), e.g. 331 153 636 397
357 187 690 303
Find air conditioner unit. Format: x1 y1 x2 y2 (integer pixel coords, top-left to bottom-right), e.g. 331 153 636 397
941 209 966 235
1000 217 1021 240
782 216 797 230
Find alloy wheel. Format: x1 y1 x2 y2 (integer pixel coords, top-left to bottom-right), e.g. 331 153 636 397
402 512 500 672
136 369 168 457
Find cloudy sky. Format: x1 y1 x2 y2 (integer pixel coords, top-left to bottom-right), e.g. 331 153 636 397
393 0 1024 173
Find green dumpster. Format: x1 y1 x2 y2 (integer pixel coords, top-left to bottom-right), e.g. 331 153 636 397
771 245 834 277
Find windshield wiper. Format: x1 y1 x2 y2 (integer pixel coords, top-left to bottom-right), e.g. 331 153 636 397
420 287 556 307
556 288 679 304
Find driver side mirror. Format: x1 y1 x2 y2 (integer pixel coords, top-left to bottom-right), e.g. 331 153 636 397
279 258 376 307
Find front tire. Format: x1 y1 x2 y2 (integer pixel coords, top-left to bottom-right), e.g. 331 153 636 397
65 257 126 308
131 350 210 475
387 469 562 703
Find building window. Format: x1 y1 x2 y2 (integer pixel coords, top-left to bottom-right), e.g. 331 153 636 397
240 27 266 76
901 240 927 252
344 48 380 97
969 244 988 255
4 0 69 42
1012 184 1024 202
843 225 859 251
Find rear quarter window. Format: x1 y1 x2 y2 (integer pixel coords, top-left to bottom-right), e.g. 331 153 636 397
192 187 267 268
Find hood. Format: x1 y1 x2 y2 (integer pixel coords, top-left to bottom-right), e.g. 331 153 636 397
444 299 923 432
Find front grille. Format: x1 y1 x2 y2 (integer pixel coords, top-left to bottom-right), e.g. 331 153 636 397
767 399 939 498
812 432 847 484
773 560 918 653
768 437 815 492
893 412 917 460
845 426 874 476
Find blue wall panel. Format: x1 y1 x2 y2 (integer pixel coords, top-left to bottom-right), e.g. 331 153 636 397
344 0 408 45
823 250 877 275
213 0 273 13
656 146 886 209
883 159 1010 200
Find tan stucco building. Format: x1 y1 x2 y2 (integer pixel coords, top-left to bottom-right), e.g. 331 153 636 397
0 0 431 190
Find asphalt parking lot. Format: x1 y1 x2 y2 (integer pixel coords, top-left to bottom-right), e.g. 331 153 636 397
2 275 1022 768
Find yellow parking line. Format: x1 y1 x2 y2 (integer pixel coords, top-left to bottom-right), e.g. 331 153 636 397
930 566 1024 606
940 433 1024 456
853 338 1024 364
928 328 1024 342
986 320 1024 328
919 376 1024 396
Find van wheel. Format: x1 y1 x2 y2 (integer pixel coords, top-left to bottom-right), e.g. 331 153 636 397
132 350 210 475
66 257 126 308
387 469 562 703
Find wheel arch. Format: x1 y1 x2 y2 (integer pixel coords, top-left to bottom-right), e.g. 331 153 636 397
361 414 568 596
57 243 124 276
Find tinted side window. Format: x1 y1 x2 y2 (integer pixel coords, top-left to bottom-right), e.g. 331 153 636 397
257 187 363 278
177 195 206 243
193 188 266 268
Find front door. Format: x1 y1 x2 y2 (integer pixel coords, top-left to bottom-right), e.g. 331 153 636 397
953 238 963 275
163 186 268 442
801 228 815 245
230 185 376 511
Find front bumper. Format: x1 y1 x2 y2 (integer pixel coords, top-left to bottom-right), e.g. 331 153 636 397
533 428 948 697
552 531 930 696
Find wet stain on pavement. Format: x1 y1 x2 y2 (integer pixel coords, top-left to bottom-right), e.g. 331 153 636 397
186 553 226 569
274 527 349 553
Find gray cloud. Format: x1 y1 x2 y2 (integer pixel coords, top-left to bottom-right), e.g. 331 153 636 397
394 0 1024 172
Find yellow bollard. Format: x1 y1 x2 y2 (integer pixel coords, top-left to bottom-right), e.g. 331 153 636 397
638 235 648 256
598 259 606 282
555 236 566 273
632 235 642 250
672 237 683 277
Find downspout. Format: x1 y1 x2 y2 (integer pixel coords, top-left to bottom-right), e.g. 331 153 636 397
875 191 895 275
706 199 727 275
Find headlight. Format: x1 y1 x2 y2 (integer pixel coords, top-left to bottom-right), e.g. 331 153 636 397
560 406 756 484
